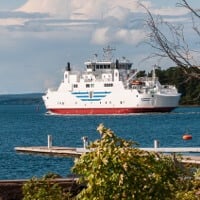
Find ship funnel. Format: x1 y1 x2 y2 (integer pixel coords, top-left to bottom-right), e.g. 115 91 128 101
66 62 71 71
116 59 119 69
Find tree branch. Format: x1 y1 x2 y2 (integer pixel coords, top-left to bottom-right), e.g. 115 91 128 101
140 2 200 80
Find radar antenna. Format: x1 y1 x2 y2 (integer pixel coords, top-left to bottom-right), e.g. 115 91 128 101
103 45 115 61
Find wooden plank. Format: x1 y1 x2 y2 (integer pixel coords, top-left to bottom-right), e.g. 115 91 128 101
140 147 200 153
14 146 85 157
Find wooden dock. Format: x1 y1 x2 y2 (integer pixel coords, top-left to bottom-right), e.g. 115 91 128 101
14 146 89 157
140 147 200 153
15 146 200 154
14 136 200 164
14 145 200 164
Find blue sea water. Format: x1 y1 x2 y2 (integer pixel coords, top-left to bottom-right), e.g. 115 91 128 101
0 104 200 179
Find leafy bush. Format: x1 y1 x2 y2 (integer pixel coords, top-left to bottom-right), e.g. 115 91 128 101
72 124 185 200
22 174 70 200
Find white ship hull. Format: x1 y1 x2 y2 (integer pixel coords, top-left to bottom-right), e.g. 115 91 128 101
43 87 180 115
43 47 181 115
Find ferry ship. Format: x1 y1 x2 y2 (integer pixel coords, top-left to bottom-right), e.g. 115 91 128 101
42 46 181 115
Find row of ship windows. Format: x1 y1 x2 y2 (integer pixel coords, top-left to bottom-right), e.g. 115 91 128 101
73 83 113 88
87 64 132 70
57 101 125 105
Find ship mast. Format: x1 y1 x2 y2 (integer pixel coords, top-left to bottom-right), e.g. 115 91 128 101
152 65 160 85
103 45 115 61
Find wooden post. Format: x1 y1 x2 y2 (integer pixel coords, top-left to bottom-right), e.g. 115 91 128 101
82 136 88 149
154 140 159 148
48 135 52 148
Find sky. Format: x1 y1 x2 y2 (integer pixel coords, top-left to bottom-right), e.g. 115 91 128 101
0 0 199 94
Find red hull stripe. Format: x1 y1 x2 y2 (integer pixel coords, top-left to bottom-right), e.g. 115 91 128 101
48 107 176 115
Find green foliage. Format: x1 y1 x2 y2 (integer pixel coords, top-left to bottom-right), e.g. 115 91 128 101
175 191 198 200
22 174 70 200
175 176 200 200
72 124 184 200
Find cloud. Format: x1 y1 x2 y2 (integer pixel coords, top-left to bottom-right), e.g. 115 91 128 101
152 7 189 16
0 0 197 93
0 1 194 48
15 0 70 17
91 27 110 45
92 26 146 45
0 0 191 44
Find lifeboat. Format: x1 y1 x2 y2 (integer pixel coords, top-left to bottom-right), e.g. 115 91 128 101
131 80 143 85
182 134 192 140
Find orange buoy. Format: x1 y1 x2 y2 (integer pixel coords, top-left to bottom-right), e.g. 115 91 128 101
182 134 192 140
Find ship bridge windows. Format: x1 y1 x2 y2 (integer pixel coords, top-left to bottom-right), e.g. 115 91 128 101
104 65 110 69
86 64 95 70
118 63 132 70
96 64 111 70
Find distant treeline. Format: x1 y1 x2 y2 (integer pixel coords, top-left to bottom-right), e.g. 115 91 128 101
0 67 200 105
0 93 43 105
